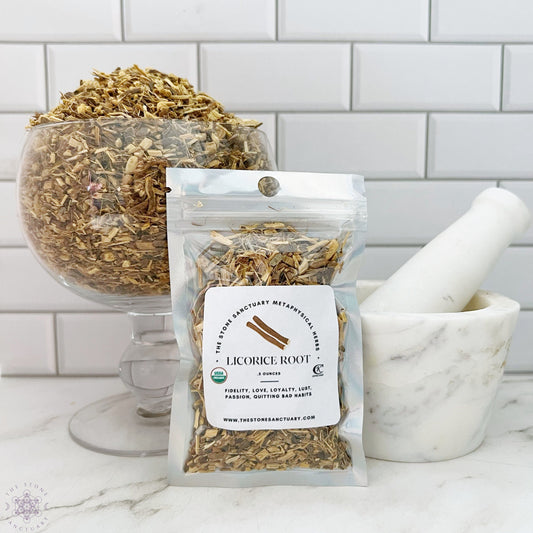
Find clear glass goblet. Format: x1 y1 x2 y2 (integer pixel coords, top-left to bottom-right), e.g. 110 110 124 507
18 117 276 456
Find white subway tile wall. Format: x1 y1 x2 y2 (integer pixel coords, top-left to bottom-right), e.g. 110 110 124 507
0 45 46 112
0 250 106 312
485 247 533 308
0 0 122 42
56 314 130 375
509 312 533 372
365 180 496 244
124 0 276 41
500 182 533 245
0 182 25 246
200 44 351 111
431 0 533 42
0 314 56 375
353 44 501 110
0 1 531 375
428 114 533 178
503 46 533 111
0 114 32 178
359 247 421 281
279 113 426 176
279 0 428 41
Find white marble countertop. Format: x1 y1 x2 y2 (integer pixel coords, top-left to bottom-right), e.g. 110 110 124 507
0 375 531 533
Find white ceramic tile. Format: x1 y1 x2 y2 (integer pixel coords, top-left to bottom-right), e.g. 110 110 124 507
0 114 31 179
234 113 277 161
432 0 533 42
57 313 130 374
0 313 55 375
48 44 198 107
503 46 533 111
125 0 275 41
506 311 533 372
279 113 426 177
279 0 428 41
428 114 533 179
365 181 496 245
0 0 121 41
359 246 421 281
200 44 350 111
0 249 106 311
0 182 25 246
499 182 533 245
484 247 533 309
0 45 46 112
354 44 500 110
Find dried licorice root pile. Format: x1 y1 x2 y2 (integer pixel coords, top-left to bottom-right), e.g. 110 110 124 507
185 223 352 473
19 66 271 297
30 65 260 127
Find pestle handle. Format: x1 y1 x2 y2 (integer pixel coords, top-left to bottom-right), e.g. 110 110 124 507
360 187 531 313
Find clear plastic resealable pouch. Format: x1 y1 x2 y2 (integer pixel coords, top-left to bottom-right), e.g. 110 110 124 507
166 169 367 487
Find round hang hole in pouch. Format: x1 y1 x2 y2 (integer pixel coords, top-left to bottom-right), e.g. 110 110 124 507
258 175 280 197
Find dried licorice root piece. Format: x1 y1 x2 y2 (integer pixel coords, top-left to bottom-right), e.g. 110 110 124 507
185 223 352 473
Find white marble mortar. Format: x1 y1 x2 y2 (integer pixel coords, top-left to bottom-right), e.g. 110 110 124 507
357 280 520 462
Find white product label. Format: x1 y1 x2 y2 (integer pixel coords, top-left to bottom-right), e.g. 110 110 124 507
201 285 340 430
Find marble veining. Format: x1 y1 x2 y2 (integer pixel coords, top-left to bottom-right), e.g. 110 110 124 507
0 376 532 533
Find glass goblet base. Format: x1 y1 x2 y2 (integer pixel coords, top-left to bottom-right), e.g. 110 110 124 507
68 392 170 457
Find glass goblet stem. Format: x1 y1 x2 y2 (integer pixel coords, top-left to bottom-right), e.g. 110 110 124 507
119 312 179 417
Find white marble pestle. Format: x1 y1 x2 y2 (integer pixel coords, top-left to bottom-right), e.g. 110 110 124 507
361 187 531 313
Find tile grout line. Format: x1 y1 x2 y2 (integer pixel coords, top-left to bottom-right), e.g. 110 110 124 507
196 42 201 90
5 39 533 45
0 109 467 114
349 43 354 110
499 44 505 111
4 111 533 116
275 113 281 170
275 0 279 41
43 44 50 111
120 0 126 42
5 107 533 115
188 110 533 115
424 112 430 178
52 313 59 375
428 0 433 41
273 112 279 166
0 310 125 315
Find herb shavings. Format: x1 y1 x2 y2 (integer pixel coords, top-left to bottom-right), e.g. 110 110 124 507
19 66 272 297
186 223 352 473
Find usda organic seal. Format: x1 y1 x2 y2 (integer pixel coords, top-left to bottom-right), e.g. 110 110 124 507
210 367 227 384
